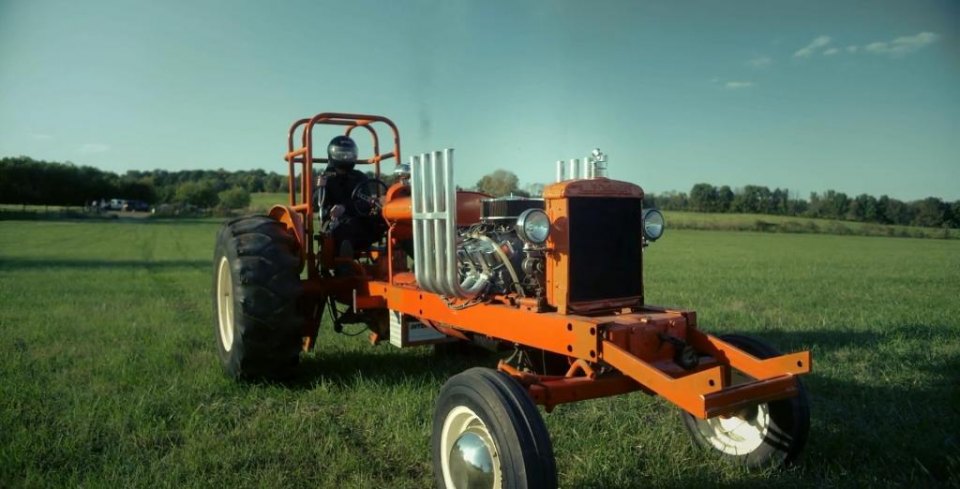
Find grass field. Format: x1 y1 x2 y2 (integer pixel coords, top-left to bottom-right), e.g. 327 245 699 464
666 210 960 240
1 219 958 487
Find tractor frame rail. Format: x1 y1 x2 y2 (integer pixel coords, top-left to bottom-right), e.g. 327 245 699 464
492 309 810 418
366 278 810 419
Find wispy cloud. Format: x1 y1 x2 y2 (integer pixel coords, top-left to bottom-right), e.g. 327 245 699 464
28 133 53 141
724 81 755 90
747 56 772 68
78 143 110 154
863 32 939 57
793 32 937 59
793 35 831 57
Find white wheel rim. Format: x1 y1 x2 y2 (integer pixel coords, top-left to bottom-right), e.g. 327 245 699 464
695 403 771 455
440 405 502 489
216 256 235 352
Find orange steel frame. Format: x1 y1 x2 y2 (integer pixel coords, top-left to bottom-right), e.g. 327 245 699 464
277 112 812 420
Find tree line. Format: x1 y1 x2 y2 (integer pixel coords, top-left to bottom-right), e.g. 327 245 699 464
0 156 289 209
473 172 959 230
3 157 958 229
644 182 959 229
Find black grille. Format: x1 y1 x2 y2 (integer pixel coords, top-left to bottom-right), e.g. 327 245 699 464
567 197 643 304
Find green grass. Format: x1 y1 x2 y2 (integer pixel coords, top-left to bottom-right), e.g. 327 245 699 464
666 210 960 239
249 192 289 212
1 220 958 487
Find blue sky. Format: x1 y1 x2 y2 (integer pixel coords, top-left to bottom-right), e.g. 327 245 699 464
1 0 957 200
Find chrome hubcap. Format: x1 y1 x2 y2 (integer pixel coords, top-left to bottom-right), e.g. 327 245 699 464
441 406 501 489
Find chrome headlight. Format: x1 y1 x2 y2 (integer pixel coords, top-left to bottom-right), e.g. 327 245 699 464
642 209 665 241
516 208 550 245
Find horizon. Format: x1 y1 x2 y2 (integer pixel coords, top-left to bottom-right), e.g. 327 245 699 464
3 153 955 204
1 0 958 202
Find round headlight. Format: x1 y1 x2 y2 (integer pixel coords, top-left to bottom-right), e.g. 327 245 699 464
642 209 665 241
516 208 550 244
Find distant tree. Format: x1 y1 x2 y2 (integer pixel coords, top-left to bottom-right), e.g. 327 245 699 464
821 190 849 220
717 185 734 212
770 188 788 215
524 183 545 197
883 197 912 226
174 181 219 208
732 185 771 214
218 187 251 209
848 194 878 222
475 169 520 197
689 183 719 212
117 179 157 203
656 191 688 211
911 197 946 228
950 201 960 228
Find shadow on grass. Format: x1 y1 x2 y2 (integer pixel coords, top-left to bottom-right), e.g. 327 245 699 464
705 323 960 486
270 323 958 486
285 343 501 391
0 257 210 270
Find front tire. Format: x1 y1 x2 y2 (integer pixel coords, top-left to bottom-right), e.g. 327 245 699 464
681 334 810 468
213 216 303 380
432 368 556 489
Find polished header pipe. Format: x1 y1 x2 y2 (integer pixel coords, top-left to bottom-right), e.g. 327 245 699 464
410 149 488 299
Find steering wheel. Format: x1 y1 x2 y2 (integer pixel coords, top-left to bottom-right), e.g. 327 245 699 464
350 178 389 216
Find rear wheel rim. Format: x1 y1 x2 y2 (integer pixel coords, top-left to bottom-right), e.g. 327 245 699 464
695 402 770 455
216 256 235 352
440 405 502 489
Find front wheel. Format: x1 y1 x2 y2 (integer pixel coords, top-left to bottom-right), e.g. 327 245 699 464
680 334 810 468
432 368 557 489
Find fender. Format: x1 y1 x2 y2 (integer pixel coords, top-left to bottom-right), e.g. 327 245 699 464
269 204 306 271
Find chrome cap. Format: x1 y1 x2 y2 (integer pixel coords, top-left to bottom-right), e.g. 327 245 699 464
448 429 495 489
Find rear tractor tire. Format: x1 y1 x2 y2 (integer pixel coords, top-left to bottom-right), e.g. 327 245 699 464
680 334 810 468
213 216 303 381
432 367 557 489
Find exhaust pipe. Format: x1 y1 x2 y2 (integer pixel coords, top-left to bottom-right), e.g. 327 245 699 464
410 149 488 299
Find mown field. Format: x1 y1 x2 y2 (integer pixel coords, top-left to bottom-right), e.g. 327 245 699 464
1 219 958 488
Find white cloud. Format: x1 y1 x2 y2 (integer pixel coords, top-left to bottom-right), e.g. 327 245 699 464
28 133 53 141
747 56 772 67
78 143 110 154
846 45 859 53
724 81 755 89
793 35 831 57
823 47 840 56
864 32 939 57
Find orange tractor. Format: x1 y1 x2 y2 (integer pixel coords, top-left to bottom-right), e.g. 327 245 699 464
213 112 811 488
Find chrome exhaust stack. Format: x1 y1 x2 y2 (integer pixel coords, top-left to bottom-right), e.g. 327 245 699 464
555 148 608 182
410 149 488 299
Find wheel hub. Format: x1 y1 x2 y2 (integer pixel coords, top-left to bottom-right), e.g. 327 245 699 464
448 428 495 489
441 405 501 489
697 403 770 455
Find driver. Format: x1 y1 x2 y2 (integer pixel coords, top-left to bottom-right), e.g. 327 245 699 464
317 135 385 261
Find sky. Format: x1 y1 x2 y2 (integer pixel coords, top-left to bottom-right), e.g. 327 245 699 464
1 0 958 201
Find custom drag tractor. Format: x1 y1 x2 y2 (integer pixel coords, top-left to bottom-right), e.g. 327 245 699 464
213 112 811 488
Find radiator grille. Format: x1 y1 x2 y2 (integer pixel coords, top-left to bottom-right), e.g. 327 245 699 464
567 197 643 304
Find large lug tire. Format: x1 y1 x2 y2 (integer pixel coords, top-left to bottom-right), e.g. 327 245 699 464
212 216 303 381
681 334 810 468
432 367 557 489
